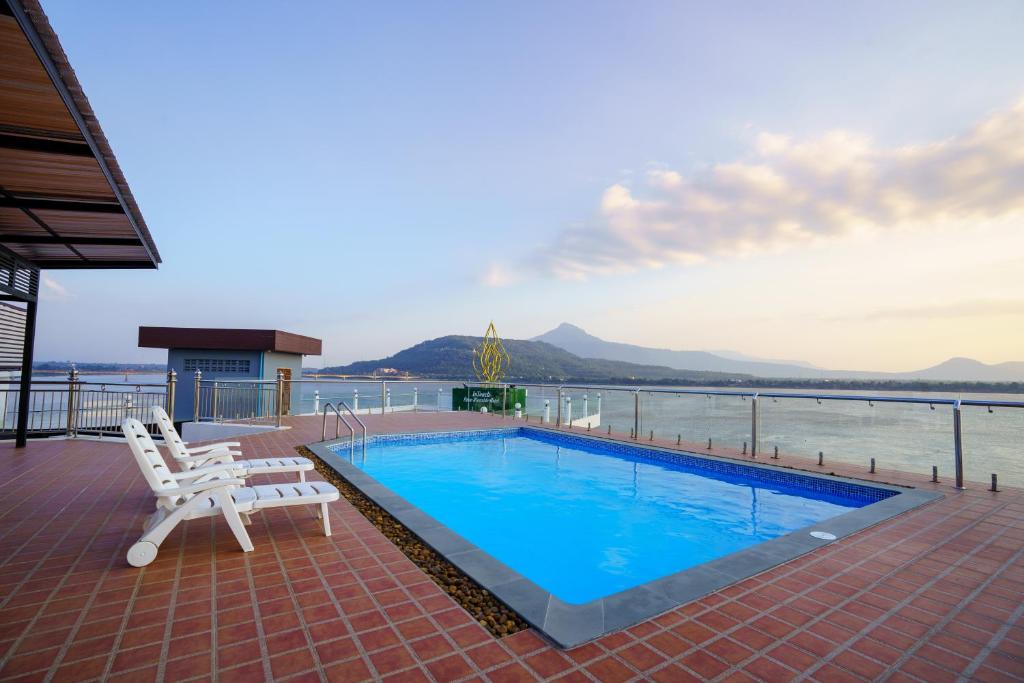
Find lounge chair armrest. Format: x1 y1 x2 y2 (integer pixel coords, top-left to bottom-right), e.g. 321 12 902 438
186 442 241 454
177 451 241 466
162 478 247 497
172 463 245 482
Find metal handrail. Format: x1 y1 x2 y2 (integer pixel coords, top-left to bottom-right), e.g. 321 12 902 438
338 400 367 456
321 402 356 457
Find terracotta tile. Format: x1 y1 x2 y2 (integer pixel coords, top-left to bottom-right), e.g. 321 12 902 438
503 629 546 656
369 645 417 676
584 656 636 683
264 627 310 656
447 623 490 648
395 616 436 640
768 643 817 671
219 661 267 682
356 625 401 652
425 653 475 680
110 643 163 674
673 620 717 645
706 637 754 665
901 656 960 683
381 666 431 683
465 641 512 669
649 663 703 683
2 646 62 677
324 657 374 682
218 639 262 669
409 633 456 662
488 661 541 683
833 649 886 679
164 652 213 680
647 630 690 657
52 654 108 682
524 648 574 677
807 663 863 683
744 656 797 682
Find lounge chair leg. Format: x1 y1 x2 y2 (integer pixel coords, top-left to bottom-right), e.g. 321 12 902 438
142 508 164 533
132 494 213 566
242 513 253 526
321 502 331 536
299 470 306 482
217 489 254 552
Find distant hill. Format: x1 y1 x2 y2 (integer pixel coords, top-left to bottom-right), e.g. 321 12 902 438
318 336 748 383
905 357 1024 382
531 323 833 378
32 361 165 373
532 323 1024 382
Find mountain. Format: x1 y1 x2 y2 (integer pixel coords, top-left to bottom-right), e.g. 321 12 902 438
319 336 749 383
532 323 832 378
708 350 821 369
903 357 1024 382
532 323 1024 382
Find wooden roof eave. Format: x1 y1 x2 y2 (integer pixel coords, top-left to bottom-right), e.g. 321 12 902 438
6 0 161 268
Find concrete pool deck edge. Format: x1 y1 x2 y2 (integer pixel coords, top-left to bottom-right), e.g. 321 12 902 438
307 428 944 648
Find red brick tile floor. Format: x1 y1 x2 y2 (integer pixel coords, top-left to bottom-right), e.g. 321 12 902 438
0 412 1021 682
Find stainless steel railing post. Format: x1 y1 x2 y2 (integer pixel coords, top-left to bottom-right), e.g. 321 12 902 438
193 369 201 422
212 381 220 422
380 380 386 415
633 390 640 440
556 387 562 427
750 393 759 457
276 371 285 428
166 369 177 424
65 368 79 437
953 399 964 489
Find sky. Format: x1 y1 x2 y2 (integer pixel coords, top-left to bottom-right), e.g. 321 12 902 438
34 0 1024 372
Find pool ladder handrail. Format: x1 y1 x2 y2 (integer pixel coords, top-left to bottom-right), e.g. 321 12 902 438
321 401 367 457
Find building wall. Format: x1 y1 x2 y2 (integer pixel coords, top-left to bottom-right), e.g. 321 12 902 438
261 351 305 415
167 348 262 421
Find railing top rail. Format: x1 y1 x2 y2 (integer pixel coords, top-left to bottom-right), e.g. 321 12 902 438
2 380 169 389
77 382 169 388
196 377 1024 409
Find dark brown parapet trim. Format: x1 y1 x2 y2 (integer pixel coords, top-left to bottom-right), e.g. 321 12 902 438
138 327 322 355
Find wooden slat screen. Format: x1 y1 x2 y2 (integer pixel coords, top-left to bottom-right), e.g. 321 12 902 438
0 301 26 370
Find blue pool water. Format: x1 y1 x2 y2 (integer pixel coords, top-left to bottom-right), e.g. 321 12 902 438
340 429 888 604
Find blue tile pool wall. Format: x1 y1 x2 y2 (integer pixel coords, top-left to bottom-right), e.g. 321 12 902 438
327 426 897 506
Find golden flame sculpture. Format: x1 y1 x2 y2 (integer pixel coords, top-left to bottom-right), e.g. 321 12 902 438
472 321 511 384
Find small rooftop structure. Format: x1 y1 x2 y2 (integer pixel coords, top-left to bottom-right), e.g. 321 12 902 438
139 326 321 421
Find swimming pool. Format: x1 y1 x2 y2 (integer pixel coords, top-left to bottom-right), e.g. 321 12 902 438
314 427 939 646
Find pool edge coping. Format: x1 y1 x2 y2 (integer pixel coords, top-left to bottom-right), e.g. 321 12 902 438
307 427 943 648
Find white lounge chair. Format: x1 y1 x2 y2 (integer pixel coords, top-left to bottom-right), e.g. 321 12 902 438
122 418 339 567
151 405 314 482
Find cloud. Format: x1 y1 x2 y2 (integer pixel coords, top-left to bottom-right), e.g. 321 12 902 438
39 276 72 301
480 262 516 288
828 298 1024 323
539 97 1024 279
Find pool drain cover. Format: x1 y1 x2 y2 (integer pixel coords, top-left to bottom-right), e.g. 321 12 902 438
810 531 837 540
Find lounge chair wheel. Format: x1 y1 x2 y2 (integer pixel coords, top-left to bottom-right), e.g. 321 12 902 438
127 541 159 567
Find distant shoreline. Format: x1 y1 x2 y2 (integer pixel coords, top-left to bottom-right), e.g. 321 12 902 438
301 373 1024 394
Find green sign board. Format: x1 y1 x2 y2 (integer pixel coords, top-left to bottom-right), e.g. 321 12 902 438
451 386 526 413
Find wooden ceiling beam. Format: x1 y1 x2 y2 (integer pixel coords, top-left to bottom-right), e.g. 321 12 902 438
0 132 93 157
0 194 124 214
0 234 142 246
